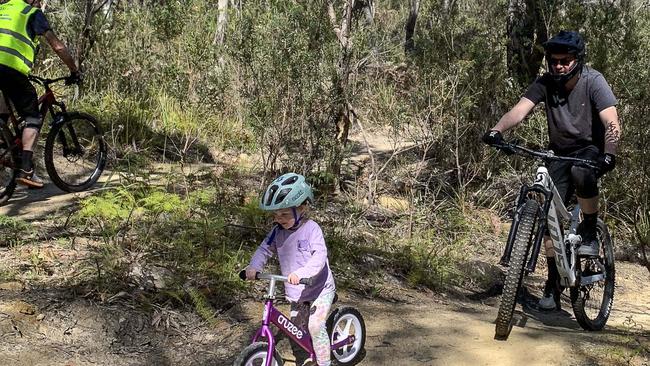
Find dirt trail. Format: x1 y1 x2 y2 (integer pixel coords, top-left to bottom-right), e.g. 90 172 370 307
1 162 649 366
225 262 648 366
1 266 648 366
0 163 208 220
348 269 650 366
0 170 121 220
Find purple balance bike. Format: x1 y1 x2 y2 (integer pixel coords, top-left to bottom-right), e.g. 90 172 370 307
234 271 366 366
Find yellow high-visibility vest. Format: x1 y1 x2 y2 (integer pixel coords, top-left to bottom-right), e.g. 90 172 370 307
0 0 39 75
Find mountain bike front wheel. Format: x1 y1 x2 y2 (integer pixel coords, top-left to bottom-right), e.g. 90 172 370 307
494 199 539 340
570 219 615 331
44 112 107 192
0 123 18 205
232 342 284 366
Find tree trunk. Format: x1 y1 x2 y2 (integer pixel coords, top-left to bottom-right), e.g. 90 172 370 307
442 0 455 14
353 0 374 24
326 0 355 190
506 0 550 85
214 0 229 45
77 0 94 67
405 0 420 53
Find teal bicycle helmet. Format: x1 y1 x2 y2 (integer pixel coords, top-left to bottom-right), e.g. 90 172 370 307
260 173 314 211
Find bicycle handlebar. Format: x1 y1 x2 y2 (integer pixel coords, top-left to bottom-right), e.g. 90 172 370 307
238 270 314 286
492 141 598 169
28 75 70 88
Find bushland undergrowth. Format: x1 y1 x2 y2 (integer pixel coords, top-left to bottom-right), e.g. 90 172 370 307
4 0 648 324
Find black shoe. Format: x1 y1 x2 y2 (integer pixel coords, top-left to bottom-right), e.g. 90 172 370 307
16 169 44 189
578 231 600 257
577 223 599 257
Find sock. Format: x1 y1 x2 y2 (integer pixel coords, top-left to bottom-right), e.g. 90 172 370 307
583 212 598 227
21 150 33 171
582 212 598 239
544 257 559 296
545 257 563 309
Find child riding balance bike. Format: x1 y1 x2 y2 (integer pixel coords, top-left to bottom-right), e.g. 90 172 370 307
235 173 366 366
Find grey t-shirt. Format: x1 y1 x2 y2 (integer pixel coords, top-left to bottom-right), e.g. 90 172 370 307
523 66 617 154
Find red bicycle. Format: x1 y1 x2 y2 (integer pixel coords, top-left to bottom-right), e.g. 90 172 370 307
0 75 107 205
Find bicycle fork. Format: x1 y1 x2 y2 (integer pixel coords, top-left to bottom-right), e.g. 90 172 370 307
500 184 547 272
499 184 552 275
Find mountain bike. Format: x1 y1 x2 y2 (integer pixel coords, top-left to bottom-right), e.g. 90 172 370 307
234 271 366 366
490 141 615 340
0 75 107 205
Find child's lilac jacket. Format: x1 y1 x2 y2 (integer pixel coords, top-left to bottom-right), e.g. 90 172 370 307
249 220 335 302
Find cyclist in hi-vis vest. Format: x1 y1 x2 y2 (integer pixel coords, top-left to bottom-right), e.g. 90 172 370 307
0 0 80 188
482 31 622 311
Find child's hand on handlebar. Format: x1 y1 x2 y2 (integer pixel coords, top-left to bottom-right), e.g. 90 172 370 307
287 273 300 285
245 267 258 280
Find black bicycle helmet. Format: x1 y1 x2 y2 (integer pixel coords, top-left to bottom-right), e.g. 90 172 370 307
543 30 586 85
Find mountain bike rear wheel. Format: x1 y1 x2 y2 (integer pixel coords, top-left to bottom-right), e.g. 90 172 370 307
494 199 539 340
44 112 107 192
0 123 18 205
570 219 615 331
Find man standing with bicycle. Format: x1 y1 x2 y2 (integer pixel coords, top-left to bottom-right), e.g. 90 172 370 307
482 30 621 310
0 0 80 188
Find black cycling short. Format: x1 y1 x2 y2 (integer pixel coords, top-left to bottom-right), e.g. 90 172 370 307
547 145 600 203
0 64 40 119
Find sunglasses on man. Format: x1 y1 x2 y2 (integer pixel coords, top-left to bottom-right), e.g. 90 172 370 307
549 56 575 66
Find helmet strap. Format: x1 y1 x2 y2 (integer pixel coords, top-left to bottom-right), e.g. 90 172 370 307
290 206 305 229
549 60 583 86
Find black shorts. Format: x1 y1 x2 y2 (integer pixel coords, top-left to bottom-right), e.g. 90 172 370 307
547 145 600 204
0 64 40 119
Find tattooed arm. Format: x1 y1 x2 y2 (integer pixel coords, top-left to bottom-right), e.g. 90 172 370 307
599 106 621 155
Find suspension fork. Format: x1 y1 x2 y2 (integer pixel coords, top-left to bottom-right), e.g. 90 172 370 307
525 191 552 274
499 185 528 266
499 185 552 271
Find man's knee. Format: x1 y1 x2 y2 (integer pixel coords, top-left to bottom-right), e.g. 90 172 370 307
24 116 43 131
571 165 598 198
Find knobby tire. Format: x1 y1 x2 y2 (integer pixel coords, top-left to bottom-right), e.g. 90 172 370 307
495 199 539 340
570 219 615 331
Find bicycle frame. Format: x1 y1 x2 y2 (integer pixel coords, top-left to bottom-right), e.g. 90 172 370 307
530 166 581 287
251 276 355 366
500 164 580 286
500 161 607 288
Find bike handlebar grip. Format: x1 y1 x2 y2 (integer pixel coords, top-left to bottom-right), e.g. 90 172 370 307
238 270 261 281
299 277 313 286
